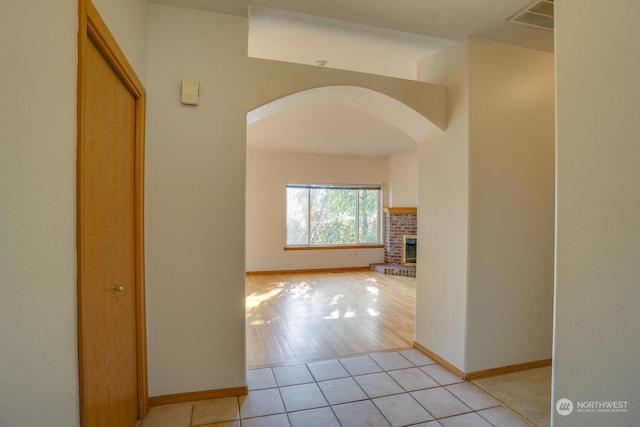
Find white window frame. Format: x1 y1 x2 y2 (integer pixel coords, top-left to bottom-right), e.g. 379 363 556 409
285 183 383 247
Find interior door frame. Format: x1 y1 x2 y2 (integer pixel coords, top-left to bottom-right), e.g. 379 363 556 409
77 0 148 421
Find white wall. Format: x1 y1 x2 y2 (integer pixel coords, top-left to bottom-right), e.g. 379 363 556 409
465 38 555 372
145 3 445 398
416 39 555 373
0 3 78 425
146 5 249 396
388 149 418 207
0 1 147 426
246 150 387 272
553 1 640 426
416 43 470 369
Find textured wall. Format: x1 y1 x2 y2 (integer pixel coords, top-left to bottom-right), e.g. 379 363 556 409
553 1 640 425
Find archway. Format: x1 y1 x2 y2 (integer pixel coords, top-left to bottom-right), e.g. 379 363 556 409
248 85 441 144
245 85 440 366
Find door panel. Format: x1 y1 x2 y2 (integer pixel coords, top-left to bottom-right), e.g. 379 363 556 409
79 36 138 426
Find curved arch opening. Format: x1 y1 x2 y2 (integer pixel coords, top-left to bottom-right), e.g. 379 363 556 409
247 85 442 143
245 85 429 368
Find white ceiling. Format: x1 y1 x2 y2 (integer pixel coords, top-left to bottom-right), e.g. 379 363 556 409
149 0 554 157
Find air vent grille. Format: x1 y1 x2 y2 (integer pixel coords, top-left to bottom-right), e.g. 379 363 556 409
507 0 554 31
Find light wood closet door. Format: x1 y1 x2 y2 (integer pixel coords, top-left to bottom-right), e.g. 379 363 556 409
78 36 138 426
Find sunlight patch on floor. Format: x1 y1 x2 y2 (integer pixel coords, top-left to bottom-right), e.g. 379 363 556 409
290 281 313 298
246 286 284 310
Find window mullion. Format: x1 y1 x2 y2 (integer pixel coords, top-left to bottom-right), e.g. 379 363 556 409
355 190 360 245
306 187 311 245
377 190 382 245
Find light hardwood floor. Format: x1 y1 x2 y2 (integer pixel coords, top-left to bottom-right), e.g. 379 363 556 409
246 268 416 368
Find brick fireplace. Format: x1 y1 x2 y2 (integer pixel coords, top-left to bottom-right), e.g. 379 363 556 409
370 207 417 277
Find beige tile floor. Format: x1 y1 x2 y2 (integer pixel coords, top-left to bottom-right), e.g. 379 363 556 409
141 349 533 427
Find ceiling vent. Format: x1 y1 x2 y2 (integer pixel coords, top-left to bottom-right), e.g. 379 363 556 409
507 0 554 31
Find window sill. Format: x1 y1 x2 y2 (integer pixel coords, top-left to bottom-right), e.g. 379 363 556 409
284 244 384 251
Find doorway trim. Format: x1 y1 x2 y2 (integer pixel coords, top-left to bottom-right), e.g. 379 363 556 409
77 0 148 420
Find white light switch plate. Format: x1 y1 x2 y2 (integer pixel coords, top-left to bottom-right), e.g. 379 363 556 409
181 77 199 106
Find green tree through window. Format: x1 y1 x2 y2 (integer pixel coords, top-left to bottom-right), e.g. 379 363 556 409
286 184 381 246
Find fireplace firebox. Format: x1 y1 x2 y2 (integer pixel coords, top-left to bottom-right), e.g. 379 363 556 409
403 235 417 266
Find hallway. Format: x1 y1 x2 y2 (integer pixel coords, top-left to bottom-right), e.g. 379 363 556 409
139 269 546 426
141 349 531 426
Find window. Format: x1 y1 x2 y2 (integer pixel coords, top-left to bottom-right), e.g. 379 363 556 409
286 183 381 246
